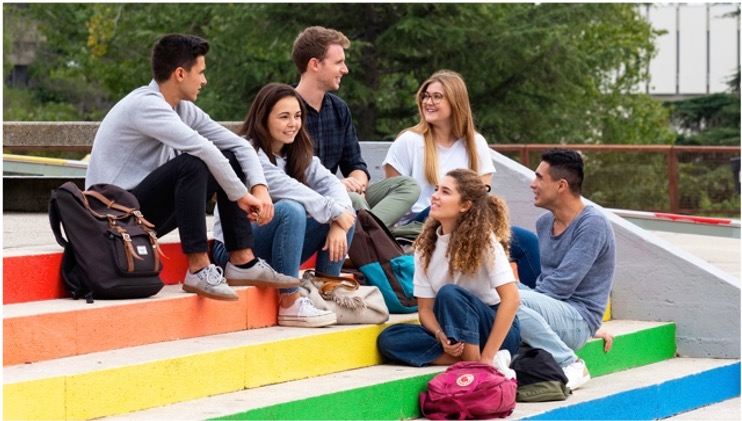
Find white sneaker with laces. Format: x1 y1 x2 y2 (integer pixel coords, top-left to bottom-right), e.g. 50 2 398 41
278 297 337 328
563 358 591 390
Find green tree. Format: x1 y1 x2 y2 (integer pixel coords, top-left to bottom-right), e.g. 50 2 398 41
6 3 672 146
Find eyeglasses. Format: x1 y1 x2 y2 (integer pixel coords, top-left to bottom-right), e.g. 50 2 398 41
421 91 445 105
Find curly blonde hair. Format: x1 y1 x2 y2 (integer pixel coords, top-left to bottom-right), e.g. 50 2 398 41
413 168 511 277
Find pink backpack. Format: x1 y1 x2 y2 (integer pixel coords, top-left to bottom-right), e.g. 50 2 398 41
419 361 517 420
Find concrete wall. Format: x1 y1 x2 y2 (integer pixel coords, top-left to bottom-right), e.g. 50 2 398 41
4 123 740 358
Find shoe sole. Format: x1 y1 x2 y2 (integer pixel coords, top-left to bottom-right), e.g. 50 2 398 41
226 278 300 288
182 284 239 301
277 314 338 328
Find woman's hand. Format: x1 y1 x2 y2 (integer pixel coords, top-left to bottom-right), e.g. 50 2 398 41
323 223 348 262
436 330 464 358
333 209 356 232
594 328 614 353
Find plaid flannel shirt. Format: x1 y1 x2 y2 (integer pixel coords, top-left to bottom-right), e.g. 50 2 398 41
302 92 370 181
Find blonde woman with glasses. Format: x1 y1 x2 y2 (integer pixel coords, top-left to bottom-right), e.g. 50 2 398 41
383 70 542 288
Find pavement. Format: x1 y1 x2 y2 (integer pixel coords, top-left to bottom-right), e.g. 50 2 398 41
665 397 741 420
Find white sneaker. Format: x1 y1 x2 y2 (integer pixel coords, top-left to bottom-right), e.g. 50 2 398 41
493 349 517 380
278 297 337 328
563 358 591 390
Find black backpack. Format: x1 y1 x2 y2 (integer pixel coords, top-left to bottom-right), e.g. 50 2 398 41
510 347 571 402
49 182 164 303
347 210 417 313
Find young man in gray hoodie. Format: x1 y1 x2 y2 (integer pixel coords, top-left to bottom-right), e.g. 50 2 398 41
86 33 299 301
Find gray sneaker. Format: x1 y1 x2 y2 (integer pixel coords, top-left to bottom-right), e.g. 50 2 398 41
182 264 239 301
224 259 301 288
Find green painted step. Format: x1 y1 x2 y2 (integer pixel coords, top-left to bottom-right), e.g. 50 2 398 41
576 320 676 377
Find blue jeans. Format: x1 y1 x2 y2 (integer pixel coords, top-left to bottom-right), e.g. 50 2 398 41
376 284 521 366
212 200 355 294
516 287 591 367
509 226 541 289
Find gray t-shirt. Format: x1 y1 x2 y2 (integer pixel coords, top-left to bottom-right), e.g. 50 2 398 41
534 205 616 335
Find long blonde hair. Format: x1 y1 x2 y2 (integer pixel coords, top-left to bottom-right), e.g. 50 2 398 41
401 70 479 186
413 169 511 277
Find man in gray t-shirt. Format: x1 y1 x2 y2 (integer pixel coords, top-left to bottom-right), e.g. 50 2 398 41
517 148 616 391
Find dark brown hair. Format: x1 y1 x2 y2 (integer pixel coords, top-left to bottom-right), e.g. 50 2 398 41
237 83 314 184
151 33 209 83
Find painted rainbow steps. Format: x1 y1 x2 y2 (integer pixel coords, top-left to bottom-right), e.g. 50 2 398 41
3 237 324 366
4 240 739 420
4 320 681 420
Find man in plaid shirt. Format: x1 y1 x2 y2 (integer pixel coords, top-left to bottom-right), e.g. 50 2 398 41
292 26 419 228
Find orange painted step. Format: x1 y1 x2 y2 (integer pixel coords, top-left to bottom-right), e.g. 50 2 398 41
3 285 279 366
4 244 318 305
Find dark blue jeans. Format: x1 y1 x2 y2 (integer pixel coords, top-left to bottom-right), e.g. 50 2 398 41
377 284 521 366
130 152 253 254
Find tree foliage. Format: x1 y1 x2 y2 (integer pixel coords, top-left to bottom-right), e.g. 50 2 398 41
5 3 674 145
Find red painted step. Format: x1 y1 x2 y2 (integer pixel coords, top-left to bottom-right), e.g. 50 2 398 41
3 243 318 305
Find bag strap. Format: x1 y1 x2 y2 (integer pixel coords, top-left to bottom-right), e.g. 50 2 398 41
88 188 167 271
307 271 360 300
83 190 137 213
48 189 69 248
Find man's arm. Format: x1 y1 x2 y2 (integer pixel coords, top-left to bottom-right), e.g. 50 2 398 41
132 96 249 201
341 169 369 194
334 101 370 188
535 215 611 299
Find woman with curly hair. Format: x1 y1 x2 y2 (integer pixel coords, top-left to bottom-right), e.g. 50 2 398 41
377 169 521 366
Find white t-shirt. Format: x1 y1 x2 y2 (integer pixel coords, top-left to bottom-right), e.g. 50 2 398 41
382 130 496 215
413 229 515 306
